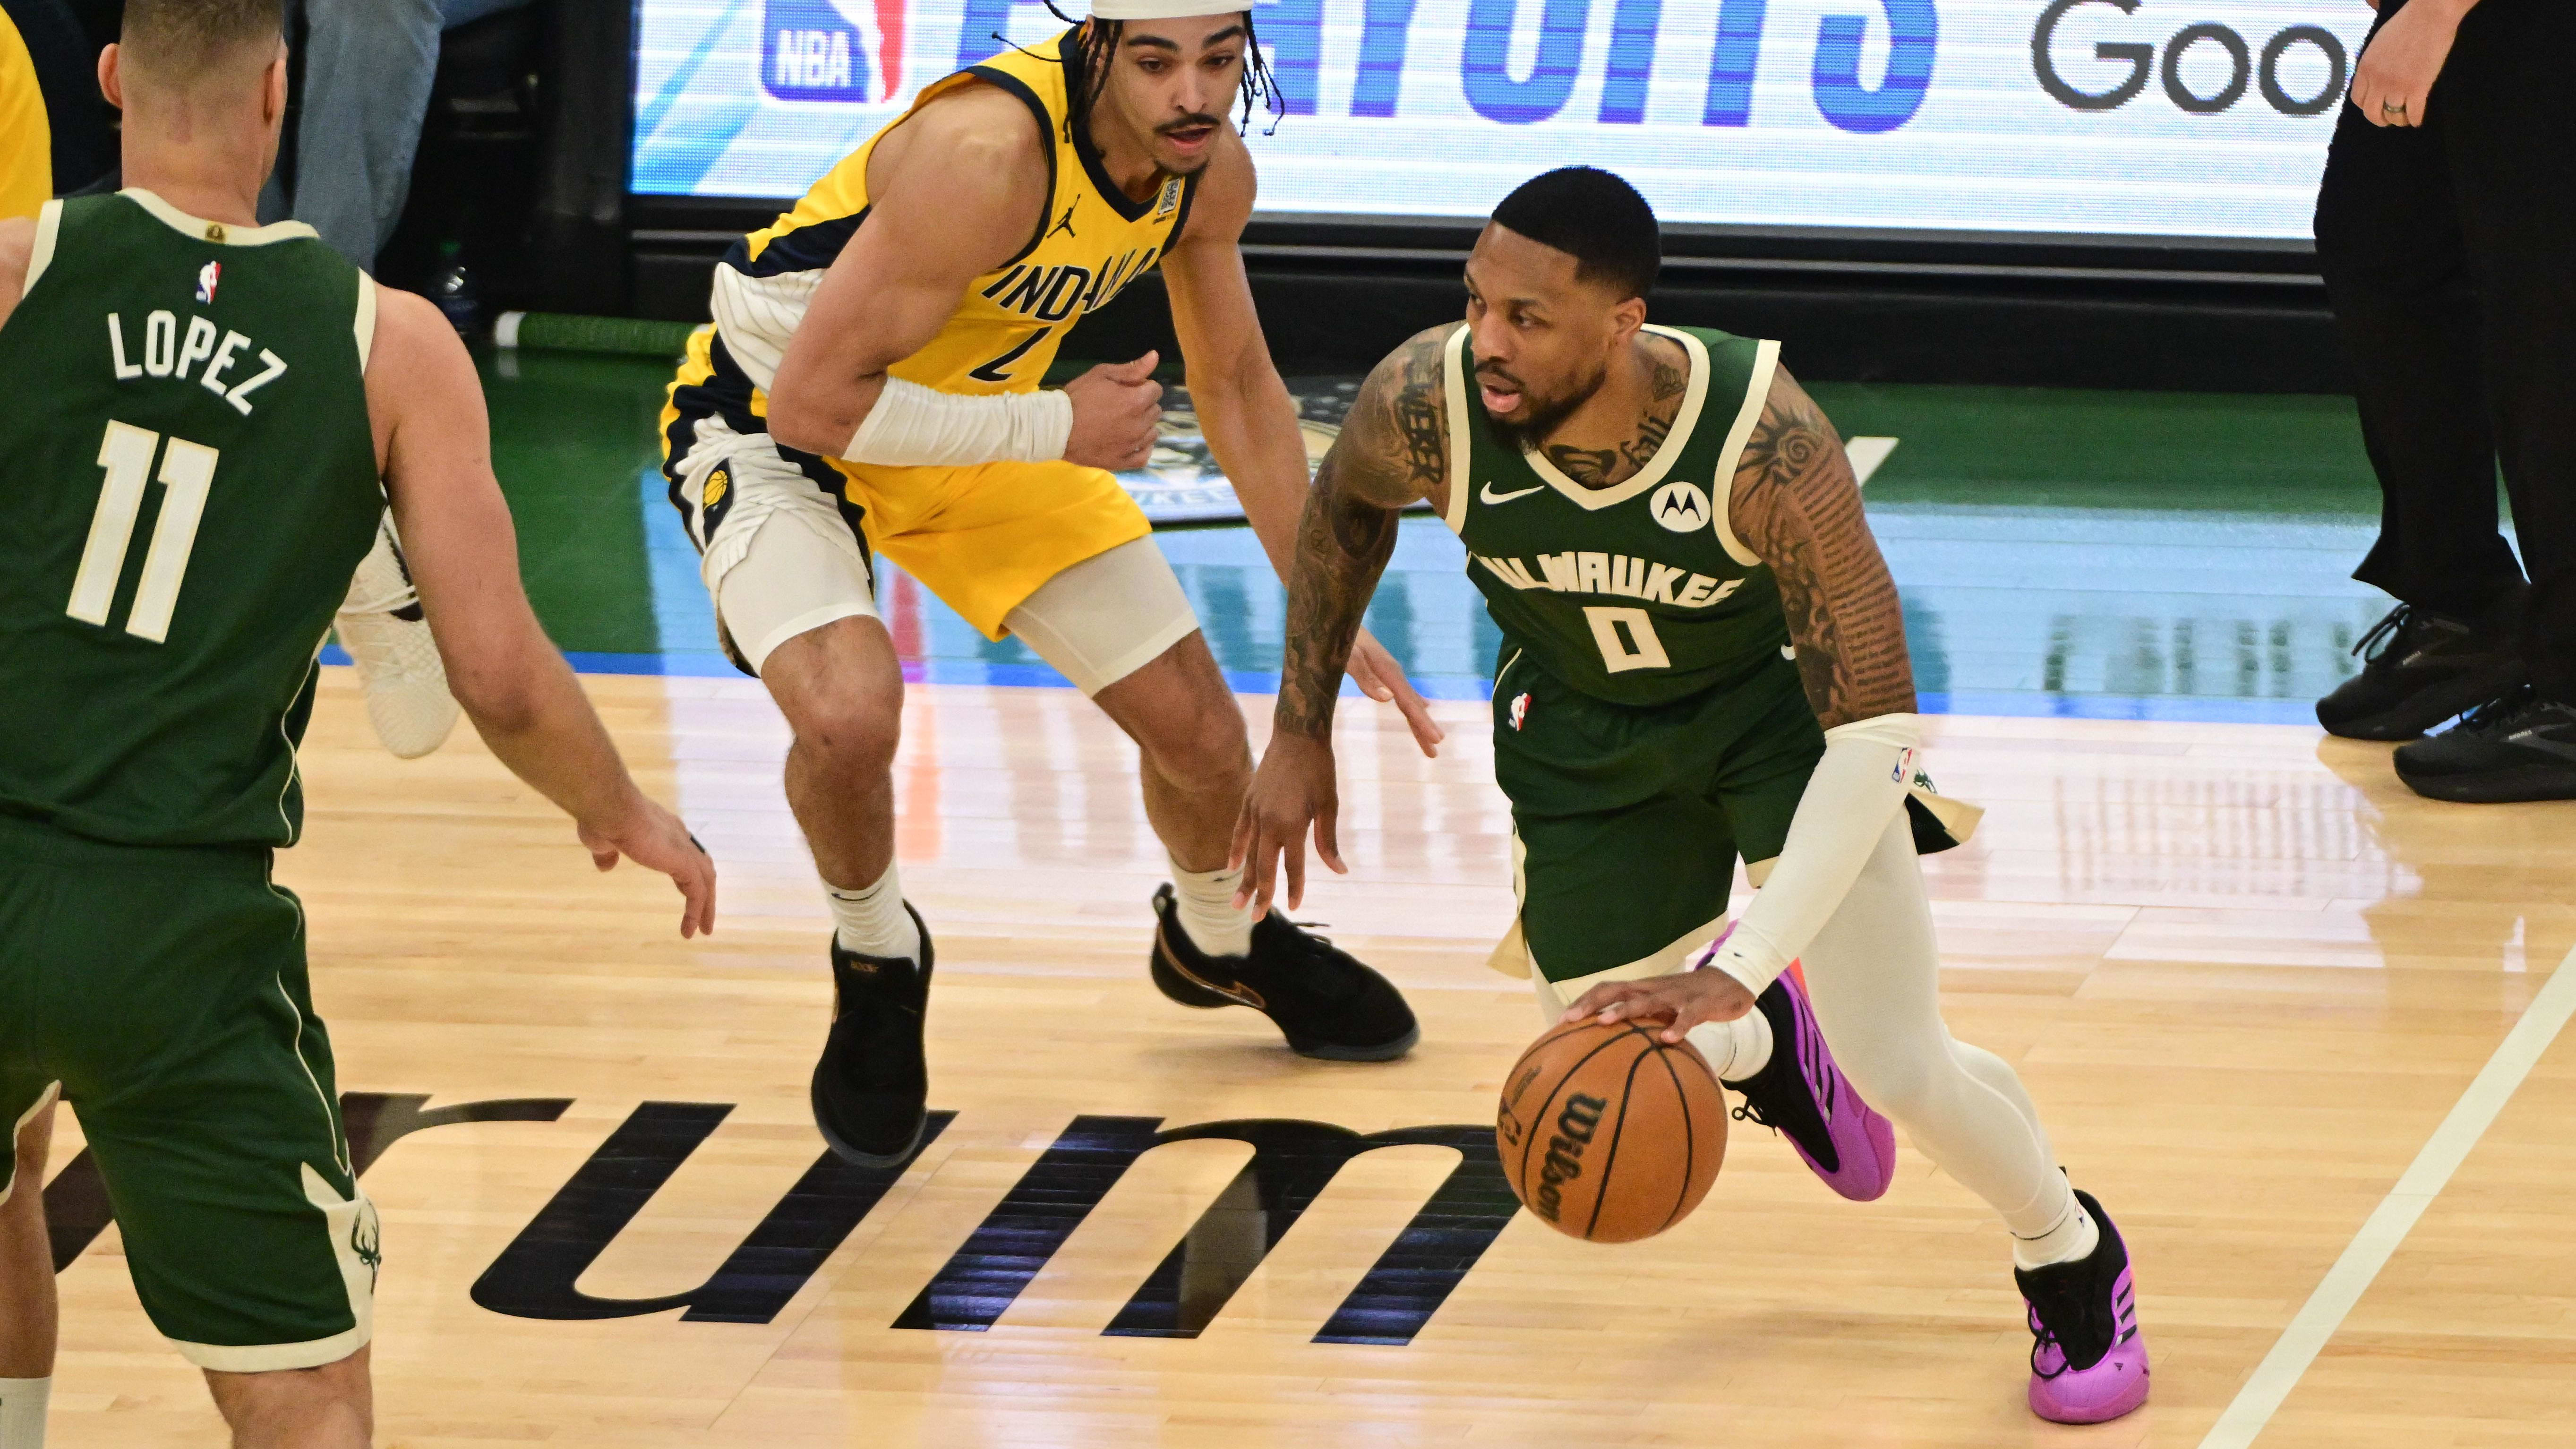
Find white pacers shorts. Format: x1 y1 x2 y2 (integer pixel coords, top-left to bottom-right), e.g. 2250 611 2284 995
671 416 1199 692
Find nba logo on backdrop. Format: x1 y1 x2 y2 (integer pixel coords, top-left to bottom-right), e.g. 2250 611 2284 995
762 0 903 103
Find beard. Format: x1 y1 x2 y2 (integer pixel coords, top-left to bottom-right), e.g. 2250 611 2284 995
1482 358 1610 454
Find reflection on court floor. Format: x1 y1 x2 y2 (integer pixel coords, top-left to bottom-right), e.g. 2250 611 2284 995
485 350 2410 719
33 671 2576 1447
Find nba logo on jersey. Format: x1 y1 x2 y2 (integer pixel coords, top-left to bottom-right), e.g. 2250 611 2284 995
194 261 221 305
761 0 903 104
1153 179 1182 220
1650 480 1710 532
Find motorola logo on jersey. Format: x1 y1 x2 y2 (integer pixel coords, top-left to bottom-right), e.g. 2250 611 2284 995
1650 481 1711 533
763 0 905 104
2034 0 2350 118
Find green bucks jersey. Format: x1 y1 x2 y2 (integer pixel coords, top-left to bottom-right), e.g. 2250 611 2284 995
1441 322 1789 706
0 191 382 848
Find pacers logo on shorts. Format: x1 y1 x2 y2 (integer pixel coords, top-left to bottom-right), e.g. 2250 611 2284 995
697 465 735 540
1650 480 1711 532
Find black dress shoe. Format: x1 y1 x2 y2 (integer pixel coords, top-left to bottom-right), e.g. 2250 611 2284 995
810 904 933 1166
1148 885 1419 1061
2393 688 2576 803
2317 600 2522 741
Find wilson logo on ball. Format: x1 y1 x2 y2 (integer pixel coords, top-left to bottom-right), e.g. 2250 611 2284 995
1500 1020 1728 1243
1531 1093 1606 1222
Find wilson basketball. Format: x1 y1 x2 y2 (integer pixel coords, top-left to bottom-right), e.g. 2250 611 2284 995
1497 1020 1727 1243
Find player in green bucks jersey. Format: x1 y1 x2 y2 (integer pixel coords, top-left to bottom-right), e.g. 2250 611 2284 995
1235 169 2150 1425
0 5 713 1446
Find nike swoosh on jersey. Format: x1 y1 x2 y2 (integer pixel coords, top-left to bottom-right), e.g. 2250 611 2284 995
1481 482 1545 504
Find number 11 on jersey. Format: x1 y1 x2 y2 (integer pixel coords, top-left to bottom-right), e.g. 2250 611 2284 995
68 420 220 644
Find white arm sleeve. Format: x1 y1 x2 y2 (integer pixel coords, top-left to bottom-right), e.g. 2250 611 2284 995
1699 712 1922 996
842 377 1075 467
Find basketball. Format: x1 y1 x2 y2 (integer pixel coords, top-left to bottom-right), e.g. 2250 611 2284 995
1497 1019 1728 1244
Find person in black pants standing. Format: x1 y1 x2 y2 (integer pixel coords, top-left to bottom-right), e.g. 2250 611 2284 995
2313 0 2576 802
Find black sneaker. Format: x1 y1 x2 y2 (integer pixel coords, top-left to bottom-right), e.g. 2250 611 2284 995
2016 1189 2150 1423
1148 885 1419 1061
1717 971 1894 1202
810 904 933 1167
2392 688 2576 803
2316 600 2522 740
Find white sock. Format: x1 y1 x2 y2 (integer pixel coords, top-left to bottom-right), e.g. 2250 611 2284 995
0 1377 51 1449
824 865 920 962
1688 1005 1774 1083
2013 1186 2100 1270
1168 860 1255 958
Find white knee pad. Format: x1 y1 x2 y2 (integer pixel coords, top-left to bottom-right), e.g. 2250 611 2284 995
1001 536 1198 695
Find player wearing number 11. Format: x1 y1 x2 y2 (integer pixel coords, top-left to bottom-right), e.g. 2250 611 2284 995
0 3 713 1443
1233 168 2151 1424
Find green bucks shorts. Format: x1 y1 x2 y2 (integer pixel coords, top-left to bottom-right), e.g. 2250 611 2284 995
0 815 376 1373
1492 647 1824 987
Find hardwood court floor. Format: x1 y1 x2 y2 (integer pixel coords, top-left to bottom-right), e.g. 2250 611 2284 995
31 671 2576 1448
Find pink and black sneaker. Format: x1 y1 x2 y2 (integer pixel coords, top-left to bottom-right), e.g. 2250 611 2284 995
1702 951 1897 1202
2017 1189 2151 1423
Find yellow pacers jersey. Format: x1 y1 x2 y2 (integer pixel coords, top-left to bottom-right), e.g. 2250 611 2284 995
1 9 50 221
663 27 1190 645
705 26 1197 402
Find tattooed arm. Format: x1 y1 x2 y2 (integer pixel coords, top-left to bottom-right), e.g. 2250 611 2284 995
1163 139 1440 753
1630 360 1923 1005
1274 327 1454 739
1727 365 1915 729
1231 326 1454 911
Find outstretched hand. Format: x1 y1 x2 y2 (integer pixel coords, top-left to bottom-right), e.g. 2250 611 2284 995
1229 732 1344 914
1346 628 1445 757
577 795 717 939
1561 969 1756 1045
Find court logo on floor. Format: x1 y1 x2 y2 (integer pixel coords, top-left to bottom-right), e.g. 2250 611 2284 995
43 1096 1523 1348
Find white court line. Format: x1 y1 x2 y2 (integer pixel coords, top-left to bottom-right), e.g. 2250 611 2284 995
2197 943 2576 1449
1846 436 1899 487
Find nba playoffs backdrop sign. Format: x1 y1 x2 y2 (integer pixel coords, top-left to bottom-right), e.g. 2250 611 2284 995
632 0 2375 240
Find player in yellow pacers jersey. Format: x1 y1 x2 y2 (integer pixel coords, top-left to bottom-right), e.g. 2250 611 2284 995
658 1 1430 1168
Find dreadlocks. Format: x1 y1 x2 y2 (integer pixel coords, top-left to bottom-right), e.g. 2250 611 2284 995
1038 5 1286 142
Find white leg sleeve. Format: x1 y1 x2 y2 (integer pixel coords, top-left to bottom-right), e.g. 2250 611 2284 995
714 508 880 675
1002 537 1199 696
1797 815 2073 1239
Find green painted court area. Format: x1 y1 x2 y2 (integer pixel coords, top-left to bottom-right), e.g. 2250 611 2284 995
479 348 2411 723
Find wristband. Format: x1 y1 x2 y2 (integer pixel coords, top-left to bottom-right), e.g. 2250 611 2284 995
843 377 1073 467
1699 712 1921 995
